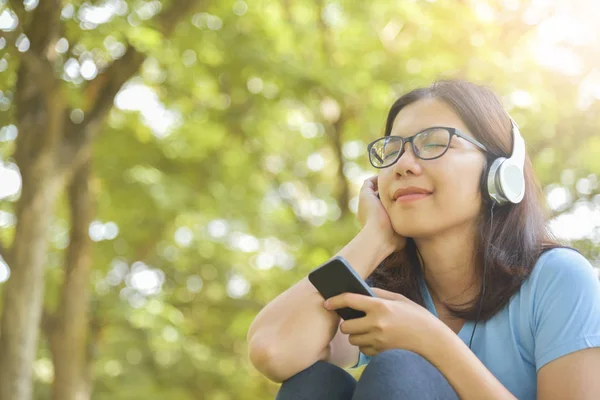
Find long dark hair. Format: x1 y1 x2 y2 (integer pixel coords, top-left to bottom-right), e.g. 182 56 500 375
367 80 564 321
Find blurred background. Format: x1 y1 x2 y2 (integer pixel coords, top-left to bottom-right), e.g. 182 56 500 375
0 0 599 399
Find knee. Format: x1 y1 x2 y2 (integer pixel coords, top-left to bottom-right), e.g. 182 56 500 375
366 349 428 374
276 360 356 400
353 350 457 400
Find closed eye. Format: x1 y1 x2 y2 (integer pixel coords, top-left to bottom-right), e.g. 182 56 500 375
384 151 400 160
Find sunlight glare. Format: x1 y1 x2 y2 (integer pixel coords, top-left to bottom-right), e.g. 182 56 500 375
0 161 21 200
115 82 181 138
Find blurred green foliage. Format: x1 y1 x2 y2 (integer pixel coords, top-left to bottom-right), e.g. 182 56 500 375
0 0 599 399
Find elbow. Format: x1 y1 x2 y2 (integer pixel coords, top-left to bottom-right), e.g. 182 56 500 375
248 336 295 383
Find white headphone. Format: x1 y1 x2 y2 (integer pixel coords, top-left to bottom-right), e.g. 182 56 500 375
485 118 526 205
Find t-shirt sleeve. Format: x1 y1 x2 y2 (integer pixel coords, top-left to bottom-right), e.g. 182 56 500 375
532 248 600 372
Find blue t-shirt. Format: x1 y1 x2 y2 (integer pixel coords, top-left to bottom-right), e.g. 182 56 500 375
350 248 600 399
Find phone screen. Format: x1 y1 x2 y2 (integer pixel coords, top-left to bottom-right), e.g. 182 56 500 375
308 256 375 319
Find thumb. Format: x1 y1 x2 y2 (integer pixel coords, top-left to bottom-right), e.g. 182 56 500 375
372 287 405 301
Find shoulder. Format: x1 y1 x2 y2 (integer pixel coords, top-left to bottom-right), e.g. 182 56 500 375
528 247 597 291
523 247 600 329
518 247 600 328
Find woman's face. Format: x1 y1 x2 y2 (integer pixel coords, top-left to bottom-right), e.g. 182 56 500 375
377 97 487 238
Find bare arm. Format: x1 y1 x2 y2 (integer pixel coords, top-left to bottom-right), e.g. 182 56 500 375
537 348 600 400
247 222 393 382
424 323 517 399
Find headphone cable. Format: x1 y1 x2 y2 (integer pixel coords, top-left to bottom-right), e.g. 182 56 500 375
469 202 495 349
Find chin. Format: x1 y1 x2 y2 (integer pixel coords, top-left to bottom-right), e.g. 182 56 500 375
390 220 434 239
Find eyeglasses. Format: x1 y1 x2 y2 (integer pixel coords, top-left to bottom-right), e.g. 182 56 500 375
367 126 490 169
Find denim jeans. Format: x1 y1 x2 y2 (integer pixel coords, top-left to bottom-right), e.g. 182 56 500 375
275 349 459 400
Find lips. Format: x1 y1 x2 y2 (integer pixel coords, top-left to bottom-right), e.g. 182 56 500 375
392 187 433 201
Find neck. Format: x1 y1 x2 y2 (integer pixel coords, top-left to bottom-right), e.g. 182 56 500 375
414 222 481 308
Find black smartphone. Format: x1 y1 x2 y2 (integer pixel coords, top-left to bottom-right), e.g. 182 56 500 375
308 256 376 319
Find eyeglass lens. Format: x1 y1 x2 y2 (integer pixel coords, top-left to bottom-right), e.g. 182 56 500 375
369 128 451 167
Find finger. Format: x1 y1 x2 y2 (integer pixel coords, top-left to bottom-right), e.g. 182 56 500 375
325 292 375 312
359 345 378 357
371 288 406 301
362 175 378 192
348 332 374 348
340 318 370 336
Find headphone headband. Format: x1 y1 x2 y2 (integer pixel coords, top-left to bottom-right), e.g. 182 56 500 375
508 118 525 169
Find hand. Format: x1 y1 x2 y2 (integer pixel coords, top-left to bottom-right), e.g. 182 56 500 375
357 175 406 252
324 288 443 357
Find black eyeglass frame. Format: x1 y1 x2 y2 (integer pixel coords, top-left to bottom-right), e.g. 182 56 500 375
367 126 493 169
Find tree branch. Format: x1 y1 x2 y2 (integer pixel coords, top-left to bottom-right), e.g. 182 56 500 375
16 0 62 97
25 0 60 55
59 0 205 173
7 0 26 25
281 0 295 27
155 0 205 37
315 0 332 63
51 156 95 400
327 113 352 219
2 2 58 97
313 0 353 218
40 307 57 339
22 52 59 95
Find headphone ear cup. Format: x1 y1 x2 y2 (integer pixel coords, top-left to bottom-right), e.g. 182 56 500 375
497 159 525 203
486 157 508 205
480 116 527 206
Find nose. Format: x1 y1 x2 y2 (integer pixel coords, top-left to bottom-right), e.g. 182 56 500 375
391 140 422 176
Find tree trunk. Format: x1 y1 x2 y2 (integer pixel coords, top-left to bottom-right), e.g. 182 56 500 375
0 1 65 398
0 39 65 400
0 171 63 400
0 161 63 400
47 157 94 400
0 1 202 398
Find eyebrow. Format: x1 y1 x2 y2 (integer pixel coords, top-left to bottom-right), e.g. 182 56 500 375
389 125 439 137
387 125 477 141
388 126 448 138
388 126 491 153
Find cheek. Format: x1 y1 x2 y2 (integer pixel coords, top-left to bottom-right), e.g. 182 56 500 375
377 171 392 197
435 166 483 213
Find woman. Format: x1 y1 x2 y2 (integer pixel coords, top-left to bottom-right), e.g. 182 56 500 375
246 80 600 399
